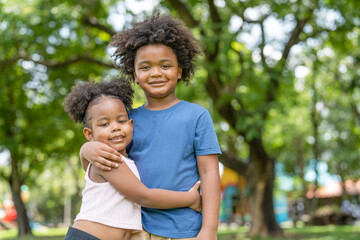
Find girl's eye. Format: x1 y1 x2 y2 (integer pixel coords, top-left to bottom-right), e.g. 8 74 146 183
100 123 108 127
162 65 170 69
119 120 127 124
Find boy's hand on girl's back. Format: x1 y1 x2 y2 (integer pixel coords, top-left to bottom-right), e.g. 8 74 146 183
188 181 202 213
80 141 123 171
196 229 218 240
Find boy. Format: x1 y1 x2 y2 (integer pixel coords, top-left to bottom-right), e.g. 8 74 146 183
80 14 221 240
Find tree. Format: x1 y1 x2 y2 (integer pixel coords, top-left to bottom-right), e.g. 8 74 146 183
1 0 359 238
0 0 116 236
160 0 359 236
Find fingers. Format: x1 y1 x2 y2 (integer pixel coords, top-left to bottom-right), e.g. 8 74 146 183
195 202 202 213
93 158 118 170
100 149 123 163
192 181 201 191
93 161 113 171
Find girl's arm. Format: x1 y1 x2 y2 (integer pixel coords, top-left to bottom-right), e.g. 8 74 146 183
92 161 201 211
80 141 123 171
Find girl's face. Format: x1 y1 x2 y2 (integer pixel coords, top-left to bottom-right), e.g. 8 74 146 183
83 96 133 156
133 44 182 101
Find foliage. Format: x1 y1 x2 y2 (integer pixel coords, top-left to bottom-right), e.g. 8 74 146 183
1 0 360 236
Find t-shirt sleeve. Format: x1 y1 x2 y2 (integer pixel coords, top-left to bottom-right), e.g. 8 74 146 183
194 110 222 156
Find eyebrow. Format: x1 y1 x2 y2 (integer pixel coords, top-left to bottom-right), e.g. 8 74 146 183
136 59 173 66
96 117 109 122
96 113 128 121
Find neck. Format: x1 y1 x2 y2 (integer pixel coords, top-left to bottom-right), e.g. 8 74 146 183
144 96 181 111
119 149 126 157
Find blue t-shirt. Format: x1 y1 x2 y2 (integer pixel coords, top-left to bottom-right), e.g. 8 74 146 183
128 100 221 238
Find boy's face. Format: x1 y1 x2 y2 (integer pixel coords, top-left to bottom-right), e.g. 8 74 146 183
133 44 182 100
83 96 133 156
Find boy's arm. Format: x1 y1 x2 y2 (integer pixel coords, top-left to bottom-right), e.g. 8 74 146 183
80 141 123 171
196 154 221 240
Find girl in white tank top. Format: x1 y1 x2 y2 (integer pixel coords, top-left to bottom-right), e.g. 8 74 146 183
63 79 201 240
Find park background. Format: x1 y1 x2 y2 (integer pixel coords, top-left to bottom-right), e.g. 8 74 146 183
0 0 360 239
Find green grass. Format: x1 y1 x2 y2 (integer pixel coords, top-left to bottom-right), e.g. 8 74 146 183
1 225 360 240
0 227 68 240
217 225 360 240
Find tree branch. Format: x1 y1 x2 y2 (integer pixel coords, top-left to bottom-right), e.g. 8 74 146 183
282 17 309 62
83 15 116 36
208 0 221 23
219 151 248 176
334 70 360 123
225 0 271 24
166 0 200 28
259 20 267 69
18 55 114 69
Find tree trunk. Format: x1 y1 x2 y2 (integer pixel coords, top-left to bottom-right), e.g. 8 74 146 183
246 138 283 238
310 77 320 215
10 154 32 236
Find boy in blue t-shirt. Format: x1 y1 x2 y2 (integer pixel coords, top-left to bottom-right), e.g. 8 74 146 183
80 14 222 240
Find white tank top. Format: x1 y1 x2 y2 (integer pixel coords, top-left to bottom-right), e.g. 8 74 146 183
75 156 142 230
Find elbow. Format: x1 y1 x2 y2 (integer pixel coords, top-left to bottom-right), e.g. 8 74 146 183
133 192 154 208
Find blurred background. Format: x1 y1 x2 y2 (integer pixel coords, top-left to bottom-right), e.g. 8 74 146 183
0 0 359 239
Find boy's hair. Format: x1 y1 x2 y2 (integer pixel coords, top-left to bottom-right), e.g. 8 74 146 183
64 78 134 127
109 13 201 84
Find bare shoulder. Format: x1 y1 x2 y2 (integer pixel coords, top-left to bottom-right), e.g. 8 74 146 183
89 164 107 183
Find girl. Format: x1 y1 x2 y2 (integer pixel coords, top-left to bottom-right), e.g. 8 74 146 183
63 78 201 240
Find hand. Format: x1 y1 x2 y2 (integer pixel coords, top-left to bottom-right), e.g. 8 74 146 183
188 181 202 213
80 141 123 171
196 228 217 240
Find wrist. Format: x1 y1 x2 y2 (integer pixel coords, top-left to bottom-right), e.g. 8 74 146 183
79 143 87 161
200 221 219 233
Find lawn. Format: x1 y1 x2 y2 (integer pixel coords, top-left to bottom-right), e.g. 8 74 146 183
0 227 67 240
1 225 360 240
217 225 360 240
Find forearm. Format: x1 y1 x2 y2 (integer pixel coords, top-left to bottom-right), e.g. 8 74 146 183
79 144 89 171
197 154 221 236
103 164 198 210
200 170 221 233
139 189 194 209
81 157 89 171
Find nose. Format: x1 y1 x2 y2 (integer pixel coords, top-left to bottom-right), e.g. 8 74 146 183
111 123 121 132
151 66 162 77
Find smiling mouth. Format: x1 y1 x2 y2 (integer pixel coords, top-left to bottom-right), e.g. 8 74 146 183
109 136 125 142
149 81 165 86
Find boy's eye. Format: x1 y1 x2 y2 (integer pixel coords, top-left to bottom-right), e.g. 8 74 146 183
119 120 127 124
140 66 150 70
99 123 109 127
162 65 170 69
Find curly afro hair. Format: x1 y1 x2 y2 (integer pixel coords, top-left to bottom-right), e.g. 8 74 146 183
109 13 201 84
64 78 134 127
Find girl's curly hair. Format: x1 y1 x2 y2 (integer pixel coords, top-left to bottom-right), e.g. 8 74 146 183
109 13 201 84
64 78 134 127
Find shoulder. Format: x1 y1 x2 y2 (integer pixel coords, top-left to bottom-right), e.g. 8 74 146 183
175 101 215 128
179 101 209 114
129 106 144 118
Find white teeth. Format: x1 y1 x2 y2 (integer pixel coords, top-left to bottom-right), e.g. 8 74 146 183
111 136 123 140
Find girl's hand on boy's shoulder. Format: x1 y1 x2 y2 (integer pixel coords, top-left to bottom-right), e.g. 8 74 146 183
80 141 123 171
188 181 202 213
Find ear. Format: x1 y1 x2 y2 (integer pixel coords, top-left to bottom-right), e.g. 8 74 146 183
177 68 182 79
129 119 134 132
83 127 94 141
133 72 139 84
